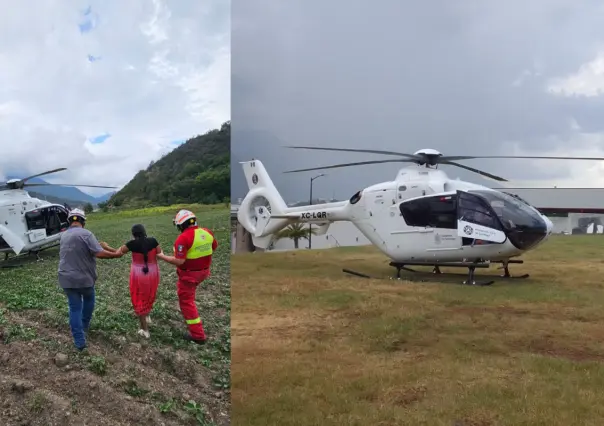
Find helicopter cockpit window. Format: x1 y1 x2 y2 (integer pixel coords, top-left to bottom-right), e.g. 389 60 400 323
458 194 501 230
400 195 457 229
469 190 543 232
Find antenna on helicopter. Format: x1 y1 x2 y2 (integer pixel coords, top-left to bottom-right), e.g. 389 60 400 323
282 146 604 182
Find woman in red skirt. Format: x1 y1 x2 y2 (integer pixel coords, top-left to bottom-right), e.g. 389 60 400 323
100 224 161 338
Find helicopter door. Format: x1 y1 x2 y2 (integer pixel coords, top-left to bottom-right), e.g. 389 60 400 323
456 191 506 244
44 206 68 236
0 224 26 254
24 210 48 243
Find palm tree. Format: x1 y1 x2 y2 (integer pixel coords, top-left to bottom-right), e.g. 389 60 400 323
275 223 317 249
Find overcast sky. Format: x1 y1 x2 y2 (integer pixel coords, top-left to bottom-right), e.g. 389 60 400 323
232 0 604 202
0 0 229 196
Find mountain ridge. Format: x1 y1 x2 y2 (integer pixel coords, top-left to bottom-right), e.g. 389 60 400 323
107 121 230 208
5 176 113 205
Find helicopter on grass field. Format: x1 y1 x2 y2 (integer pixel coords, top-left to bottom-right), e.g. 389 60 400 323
0 168 116 264
237 146 604 286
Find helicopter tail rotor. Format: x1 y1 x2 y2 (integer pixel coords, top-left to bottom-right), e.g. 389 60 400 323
238 159 290 248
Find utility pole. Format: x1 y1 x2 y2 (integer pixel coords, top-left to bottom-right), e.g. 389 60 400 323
309 173 326 249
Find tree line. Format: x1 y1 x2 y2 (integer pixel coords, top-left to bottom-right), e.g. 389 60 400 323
99 122 230 210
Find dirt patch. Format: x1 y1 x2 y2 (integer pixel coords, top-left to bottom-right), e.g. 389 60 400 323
232 312 342 342
447 304 603 324
448 305 548 319
510 336 604 362
0 311 228 426
385 385 428 406
453 418 494 426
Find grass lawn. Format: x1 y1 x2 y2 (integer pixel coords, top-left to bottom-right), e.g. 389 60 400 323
232 235 604 426
0 204 230 426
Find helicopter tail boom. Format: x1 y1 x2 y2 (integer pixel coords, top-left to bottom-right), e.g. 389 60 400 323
238 159 351 249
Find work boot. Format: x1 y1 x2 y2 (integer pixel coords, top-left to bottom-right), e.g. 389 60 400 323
183 332 206 345
137 329 150 339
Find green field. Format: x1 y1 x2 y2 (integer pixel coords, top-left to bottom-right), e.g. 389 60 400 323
0 204 230 426
232 235 604 426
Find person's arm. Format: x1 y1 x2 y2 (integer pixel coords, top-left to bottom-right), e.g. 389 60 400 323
114 245 130 255
157 236 188 267
96 249 124 259
157 253 185 266
100 241 119 252
87 234 123 259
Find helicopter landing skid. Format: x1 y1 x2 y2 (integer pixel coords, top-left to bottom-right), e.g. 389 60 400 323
0 242 60 267
389 261 496 286
492 260 530 279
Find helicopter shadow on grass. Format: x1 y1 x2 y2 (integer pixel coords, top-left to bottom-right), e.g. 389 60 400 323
0 245 60 269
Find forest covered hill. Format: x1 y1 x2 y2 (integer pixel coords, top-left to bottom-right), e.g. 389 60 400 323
105 121 230 209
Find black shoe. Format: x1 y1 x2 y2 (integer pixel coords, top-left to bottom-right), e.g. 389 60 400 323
183 333 206 345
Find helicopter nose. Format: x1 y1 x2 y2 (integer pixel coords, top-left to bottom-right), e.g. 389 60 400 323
543 215 553 235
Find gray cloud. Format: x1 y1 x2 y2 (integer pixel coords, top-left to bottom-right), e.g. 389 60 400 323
232 0 604 202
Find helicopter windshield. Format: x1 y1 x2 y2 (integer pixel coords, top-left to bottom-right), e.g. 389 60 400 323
502 192 533 208
468 190 547 250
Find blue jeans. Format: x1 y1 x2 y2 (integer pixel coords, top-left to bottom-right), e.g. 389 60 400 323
63 286 96 349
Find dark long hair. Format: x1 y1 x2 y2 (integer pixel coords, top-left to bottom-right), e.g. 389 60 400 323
132 224 150 274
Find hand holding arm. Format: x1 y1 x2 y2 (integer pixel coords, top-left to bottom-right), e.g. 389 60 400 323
89 235 123 259
100 241 118 252
157 251 185 267
95 249 124 259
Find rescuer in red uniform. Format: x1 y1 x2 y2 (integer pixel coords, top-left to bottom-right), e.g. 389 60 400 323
157 209 218 344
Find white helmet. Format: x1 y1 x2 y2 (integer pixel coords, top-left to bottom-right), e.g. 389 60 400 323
173 209 196 229
68 208 87 223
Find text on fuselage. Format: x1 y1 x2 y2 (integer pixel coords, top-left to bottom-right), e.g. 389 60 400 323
300 211 327 219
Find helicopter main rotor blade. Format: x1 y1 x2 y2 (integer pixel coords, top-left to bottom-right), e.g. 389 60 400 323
442 155 604 161
20 168 68 183
441 160 508 182
24 183 117 189
283 159 416 173
285 146 420 159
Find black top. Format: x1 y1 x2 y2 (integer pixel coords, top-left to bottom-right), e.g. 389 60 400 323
125 237 159 254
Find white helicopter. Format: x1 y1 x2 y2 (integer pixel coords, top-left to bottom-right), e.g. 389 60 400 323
237 147 604 286
0 168 116 263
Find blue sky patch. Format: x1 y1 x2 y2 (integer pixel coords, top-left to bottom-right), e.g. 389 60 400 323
87 54 101 62
79 6 97 33
90 133 111 144
171 139 186 146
